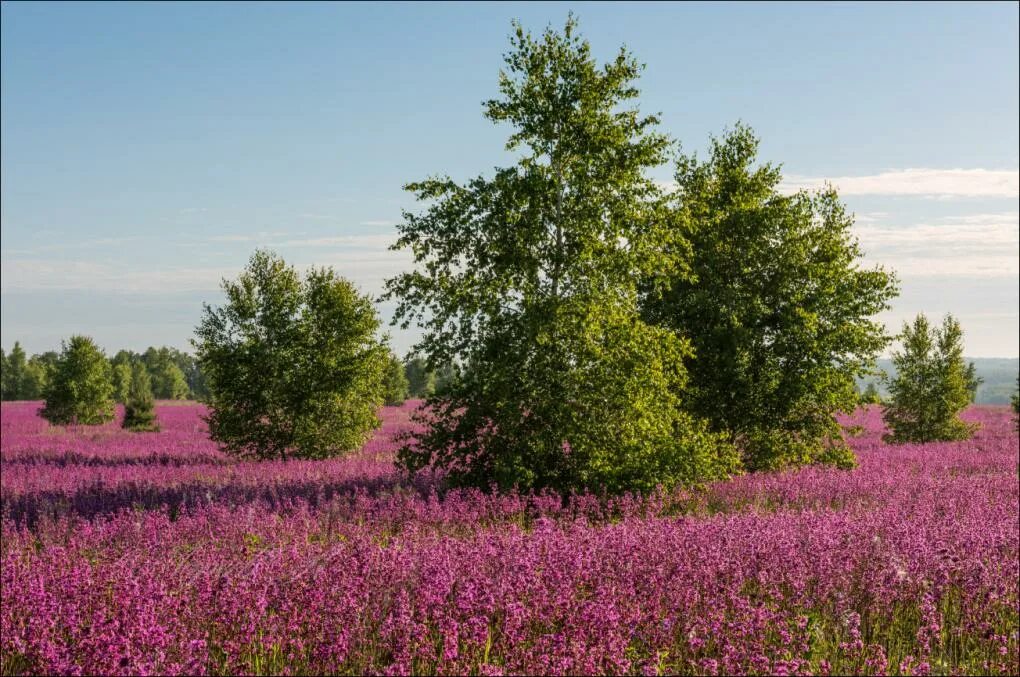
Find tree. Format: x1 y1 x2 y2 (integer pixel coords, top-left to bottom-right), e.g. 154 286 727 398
40 336 115 425
1012 375 1019 433
123 361 159 431
194 250 388 460
882 314 976 443
112 361 132 403
0 348 5 399
2 342 28 400
384 16 738 494
21 357 48 400
381 353 410 406
403 357 436 398
963 361 983 403
143 347 190 400
641 125 898 471
433 362 459 395
165 348 208 401
860 382 882 406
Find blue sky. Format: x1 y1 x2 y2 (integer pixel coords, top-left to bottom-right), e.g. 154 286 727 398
2 1 1018 357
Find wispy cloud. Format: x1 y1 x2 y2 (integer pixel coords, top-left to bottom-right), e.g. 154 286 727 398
277 234 396 249
0 236 144 256
854 211 889 224
206 235 253 243
203 231 294 244
0 260 227 293
782 168 1019 198
360 220 396 227
856 211 1019 277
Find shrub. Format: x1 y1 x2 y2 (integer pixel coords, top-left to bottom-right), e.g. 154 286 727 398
40 336 115 426
123 362 159 432
381 353 409 406
194 250 388 460
883 314 976 443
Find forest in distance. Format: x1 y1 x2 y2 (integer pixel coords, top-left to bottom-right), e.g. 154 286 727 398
4 345 1017 405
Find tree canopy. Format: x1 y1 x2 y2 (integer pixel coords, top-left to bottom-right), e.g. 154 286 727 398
123 361 159 432
381 352 410 406
40 336 115 426
194 250 388 460
385 16 738 493
641 125 898 471
883 314 977 443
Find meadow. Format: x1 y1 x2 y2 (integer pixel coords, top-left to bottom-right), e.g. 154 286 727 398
1 401 1017 676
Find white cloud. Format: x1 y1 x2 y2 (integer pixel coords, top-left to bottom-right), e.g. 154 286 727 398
360 220 396 227
856 212 1019 277
782 168 1019 198
853 211 889 224
1 247 414 296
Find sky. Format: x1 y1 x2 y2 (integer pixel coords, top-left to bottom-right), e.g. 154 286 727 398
2 1 1018 358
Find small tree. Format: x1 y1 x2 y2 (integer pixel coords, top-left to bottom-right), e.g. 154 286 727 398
2 342 28 400
144 348 190 399
403 357 436 398
112 361 132 403
860 382 882 406
433 362 459 395
381 353 410 406
1011 375 1019 433
963 361 982 403
123 361 159 431
40 336 115 425
194 250 388 460
882 314 976 443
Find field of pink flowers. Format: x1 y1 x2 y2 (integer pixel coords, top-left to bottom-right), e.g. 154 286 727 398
1 401 1017 676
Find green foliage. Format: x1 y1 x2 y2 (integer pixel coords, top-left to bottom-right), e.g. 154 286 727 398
112 362 132 403
1 342 28 400
433 362 460 395
194 250 388 460
167 348 209 401
385 16 737 494
1 343 51 400
381 353 410 406
21 357 48 400
1011 375 1019 433
110 350 136 368
39 336 115 426
142 347 190 400
963 361 982 403
403 357 436 398
641 124 898 472
123 361 159 432
859 382 882 406
882 314 977 443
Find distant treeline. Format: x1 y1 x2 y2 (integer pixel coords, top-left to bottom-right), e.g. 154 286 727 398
1 341 459 404
0 343 204 402
857 357 1020 405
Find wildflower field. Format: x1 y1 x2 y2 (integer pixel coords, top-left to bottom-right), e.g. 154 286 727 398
1 401 1017 676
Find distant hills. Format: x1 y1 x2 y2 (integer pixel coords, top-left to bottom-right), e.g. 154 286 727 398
857 358 1019 405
